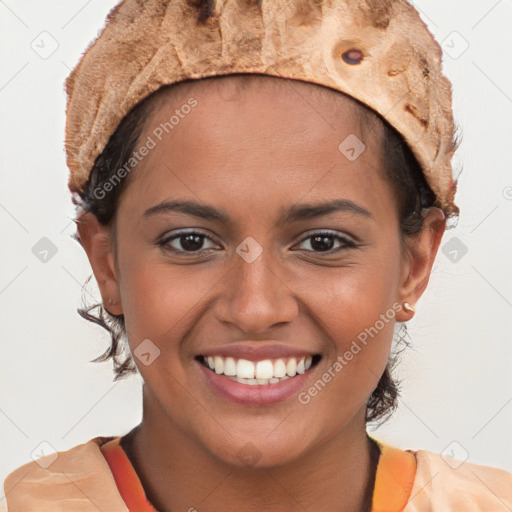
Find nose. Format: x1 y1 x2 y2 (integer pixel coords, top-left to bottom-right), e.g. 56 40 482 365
212 246 299 334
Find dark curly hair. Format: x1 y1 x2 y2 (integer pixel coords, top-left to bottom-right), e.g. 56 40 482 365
74 73 441 427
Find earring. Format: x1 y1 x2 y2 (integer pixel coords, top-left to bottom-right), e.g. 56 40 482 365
402 302 415 314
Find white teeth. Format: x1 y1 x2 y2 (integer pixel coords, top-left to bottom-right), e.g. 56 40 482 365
286 358 297 377
255 360 274 379
237 359 255 379
226 374 292 385
296 357 305 375
274 359 287 378
224 357 237 376
214 356 224 374
202 354 317 384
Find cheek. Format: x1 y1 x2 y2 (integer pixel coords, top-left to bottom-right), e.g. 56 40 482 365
295 246 402 410
117 251 225 356
302 244 402 344
297 294 397 433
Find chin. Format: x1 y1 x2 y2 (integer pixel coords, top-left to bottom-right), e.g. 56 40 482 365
194 415 328 471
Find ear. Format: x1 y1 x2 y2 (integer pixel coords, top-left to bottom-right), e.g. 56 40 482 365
395 208 446 322
75 211 123 316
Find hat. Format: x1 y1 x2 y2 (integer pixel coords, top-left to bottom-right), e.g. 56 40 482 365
65 0 459 216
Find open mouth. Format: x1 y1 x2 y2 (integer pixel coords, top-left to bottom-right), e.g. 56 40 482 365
196 354 322 386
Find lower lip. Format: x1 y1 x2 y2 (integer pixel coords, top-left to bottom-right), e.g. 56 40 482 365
197 361 315 407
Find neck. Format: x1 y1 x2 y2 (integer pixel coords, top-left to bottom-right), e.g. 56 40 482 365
121 391 380 512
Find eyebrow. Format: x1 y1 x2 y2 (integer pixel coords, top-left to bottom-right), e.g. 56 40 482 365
143 198 372 224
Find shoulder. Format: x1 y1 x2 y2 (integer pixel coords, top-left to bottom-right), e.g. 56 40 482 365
405 448 512 511
2 436 128 512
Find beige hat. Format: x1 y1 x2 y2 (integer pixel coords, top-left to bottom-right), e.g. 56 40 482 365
65 0 459 216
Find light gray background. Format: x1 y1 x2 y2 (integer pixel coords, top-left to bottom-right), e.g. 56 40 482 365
1 0 512 493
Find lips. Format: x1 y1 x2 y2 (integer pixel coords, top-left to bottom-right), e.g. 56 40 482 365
195 343 322 405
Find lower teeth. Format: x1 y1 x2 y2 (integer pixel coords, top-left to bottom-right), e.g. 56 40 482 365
225 375 292 386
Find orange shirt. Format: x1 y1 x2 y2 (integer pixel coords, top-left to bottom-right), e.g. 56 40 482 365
100 436 417 512
101 438 159 512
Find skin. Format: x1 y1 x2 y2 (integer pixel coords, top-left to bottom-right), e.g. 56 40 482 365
77 76 446 512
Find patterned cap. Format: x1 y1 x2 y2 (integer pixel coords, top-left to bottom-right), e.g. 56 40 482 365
65 0 459 216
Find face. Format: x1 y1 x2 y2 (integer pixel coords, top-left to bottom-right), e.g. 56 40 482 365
80 76 444 469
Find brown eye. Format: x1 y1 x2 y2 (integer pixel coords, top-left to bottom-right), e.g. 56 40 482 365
294 231 356 254
158 230 220 254
341 49 363 65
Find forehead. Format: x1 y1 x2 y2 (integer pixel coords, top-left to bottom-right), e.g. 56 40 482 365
118 74 391 223
148 74 382 138
138 74 385 171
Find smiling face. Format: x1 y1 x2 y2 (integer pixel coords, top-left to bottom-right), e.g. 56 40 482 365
79 75 445 470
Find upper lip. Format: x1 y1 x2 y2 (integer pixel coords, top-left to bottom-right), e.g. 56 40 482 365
199 342 319 361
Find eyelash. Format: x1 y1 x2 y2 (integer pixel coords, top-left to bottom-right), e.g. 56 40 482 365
157 230 357 255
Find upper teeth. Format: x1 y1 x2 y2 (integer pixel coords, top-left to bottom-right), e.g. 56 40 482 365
204 355 313 379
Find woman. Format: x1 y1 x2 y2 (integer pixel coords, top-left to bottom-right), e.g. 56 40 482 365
3 0 512 510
